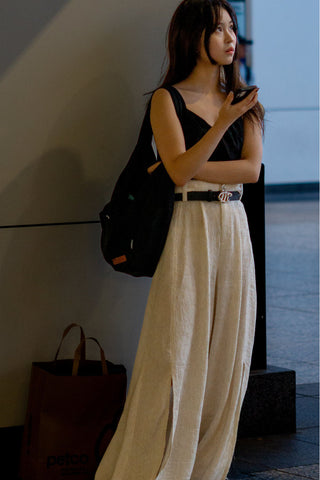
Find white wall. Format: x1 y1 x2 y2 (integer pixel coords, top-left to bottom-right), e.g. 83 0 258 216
251 0 319 184
0 0 177 427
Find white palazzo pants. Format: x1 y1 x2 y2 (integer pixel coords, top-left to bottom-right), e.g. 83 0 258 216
95 180 257 480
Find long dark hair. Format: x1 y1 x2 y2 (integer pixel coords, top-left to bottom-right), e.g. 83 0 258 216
159 0 265 133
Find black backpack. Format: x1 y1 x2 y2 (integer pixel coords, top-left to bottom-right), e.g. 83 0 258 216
99 86 183 277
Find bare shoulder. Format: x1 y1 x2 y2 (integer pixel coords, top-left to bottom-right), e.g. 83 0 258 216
243 114 263 137
151 88 174 111
241 115 263 162
150 88 179 125
149 87 186 173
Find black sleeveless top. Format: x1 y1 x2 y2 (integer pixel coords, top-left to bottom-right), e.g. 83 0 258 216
168 86 244 162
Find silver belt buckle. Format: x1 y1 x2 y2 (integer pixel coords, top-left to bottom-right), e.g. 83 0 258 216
218 191 232 202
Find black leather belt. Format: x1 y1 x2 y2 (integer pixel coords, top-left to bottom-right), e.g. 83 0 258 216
174 190 241 202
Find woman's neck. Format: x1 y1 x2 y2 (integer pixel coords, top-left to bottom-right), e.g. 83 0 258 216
179 63 222 95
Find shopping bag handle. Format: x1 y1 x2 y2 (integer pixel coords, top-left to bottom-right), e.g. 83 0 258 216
54 323 86 362
72 337 109 376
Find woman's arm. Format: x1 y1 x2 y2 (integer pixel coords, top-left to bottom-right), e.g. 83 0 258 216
150 87 259 186
193 117 263 184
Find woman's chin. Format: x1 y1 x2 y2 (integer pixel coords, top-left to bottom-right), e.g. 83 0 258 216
221 58 234 66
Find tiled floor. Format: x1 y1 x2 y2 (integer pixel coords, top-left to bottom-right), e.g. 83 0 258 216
265 197 319 384
229 194 319 479
230 383 319 479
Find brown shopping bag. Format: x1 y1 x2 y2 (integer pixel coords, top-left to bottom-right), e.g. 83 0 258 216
19 324 127 480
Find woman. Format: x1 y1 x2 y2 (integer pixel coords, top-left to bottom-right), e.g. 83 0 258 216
96 1 264 479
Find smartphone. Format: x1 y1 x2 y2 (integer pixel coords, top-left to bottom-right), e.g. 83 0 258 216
231 85 258 105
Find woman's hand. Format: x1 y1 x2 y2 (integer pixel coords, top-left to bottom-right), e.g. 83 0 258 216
217 88 259 129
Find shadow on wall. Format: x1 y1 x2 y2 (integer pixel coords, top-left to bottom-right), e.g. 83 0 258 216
0 40 150 225
0 162 150 422
0 148 101 226
0 148 103 328
0 4 159 424
0 226 149 424
0 0 71 78
0 143 148 409
0 71 151 426
0 184 149 423
44 68 140 220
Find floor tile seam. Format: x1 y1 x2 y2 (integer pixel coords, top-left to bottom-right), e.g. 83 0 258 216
266 268 319 275
266 231 318 236
266 330 318 337
294 437 320 447
267 335 319 342
296 394 320 399
266 242 319 248
266 291 319 298
266 220 319 225
266 290 319 297
265 198 319 203
296 394 317 398
267 299 319 306
234 459 276 474
253 465 318 478
280 464 320 475
267 294 319 302
296 426 320 433
266 331 318 337
266 280 319 287
296 383 320 387
240 465 305 478
266 257 319 263
266 211 319 217
267 293 319 308
265 305 319 315
266 249 319 255
297 382 320 397
267 340 319 345
266 293 319 300
296 427 320 435
234 458 319 476
254 471 317 480
255 472 315 480
266 252 319 259
267 209 319 215
265 215 319 221
267 277 319 283
297 425 319 433
232 458 317 474
266 241 319 248
267 358 319 366
266 369 318 378
266 293 319 299
267 228 319 234
266 363 319 373
266 242 318 249
266 354 319 362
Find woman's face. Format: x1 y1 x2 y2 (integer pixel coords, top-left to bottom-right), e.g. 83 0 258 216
200 8 237 66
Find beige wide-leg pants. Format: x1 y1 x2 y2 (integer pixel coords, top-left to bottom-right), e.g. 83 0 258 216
95 180 257 480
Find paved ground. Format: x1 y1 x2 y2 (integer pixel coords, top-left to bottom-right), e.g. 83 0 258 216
265 195 319 384
229 192 319 480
